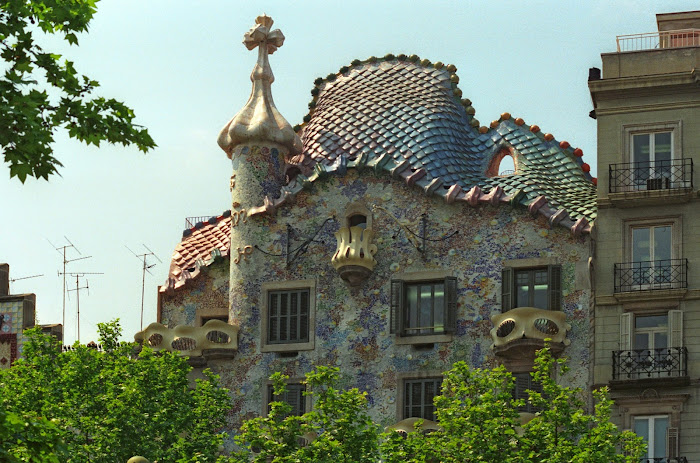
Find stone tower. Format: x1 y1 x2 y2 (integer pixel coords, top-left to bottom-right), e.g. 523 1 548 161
217 15 301 326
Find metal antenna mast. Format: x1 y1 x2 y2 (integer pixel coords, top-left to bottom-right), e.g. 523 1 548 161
66 272 103 343
48 237 91 331
9 274 44 293
126 244 162 331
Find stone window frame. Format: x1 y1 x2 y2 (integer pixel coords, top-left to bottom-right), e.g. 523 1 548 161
396 370 444 421
501 257 562 312
260 279 316 353
623 215 682 265
622 120 682 164
390 270 456 345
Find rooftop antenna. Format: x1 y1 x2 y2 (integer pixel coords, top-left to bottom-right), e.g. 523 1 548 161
126 244 162 331
9 274 44 293
48 237 91 332
66 272 103 343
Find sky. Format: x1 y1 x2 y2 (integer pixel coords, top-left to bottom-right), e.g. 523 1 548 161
2 0 697 344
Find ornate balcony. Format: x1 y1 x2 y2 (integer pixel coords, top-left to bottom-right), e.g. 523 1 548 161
490 307 571 362
608 159 693 206
612 348 688 388
614 259 687 293
134 320 238 366
331 226 378 286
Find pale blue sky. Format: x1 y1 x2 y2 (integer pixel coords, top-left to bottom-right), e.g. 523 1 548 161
2 0 696 343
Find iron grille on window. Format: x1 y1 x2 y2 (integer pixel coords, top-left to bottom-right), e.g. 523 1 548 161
267 383 305 417
268 289 310 344
612 347 688 380
608 158 693 193
404 378 442 421
614 259 687 292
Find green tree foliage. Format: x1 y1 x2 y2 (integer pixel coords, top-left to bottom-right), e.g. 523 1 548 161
234 366 381 462
0 0 156 182
0 320 231 463
236 348 645 462
0 409 68 462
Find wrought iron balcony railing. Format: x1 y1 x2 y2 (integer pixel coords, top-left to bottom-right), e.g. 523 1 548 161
608 158 693 193
639 458 688 463
614 259 687 293
612 347 687 380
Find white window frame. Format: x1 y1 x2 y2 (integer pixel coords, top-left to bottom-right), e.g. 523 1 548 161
623 216 682 291
634 414 670 460
623 121 681 164
261 280 316 353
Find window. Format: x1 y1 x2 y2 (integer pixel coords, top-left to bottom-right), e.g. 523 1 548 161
634 415 669 460
632 132 673 189
618 311 684 379
267 383 306 417
501 265 561 311
200 315 228 326
631 225 672 287
390 276 457 338
403 378 442 421
512 372 543 414
261 280 315 353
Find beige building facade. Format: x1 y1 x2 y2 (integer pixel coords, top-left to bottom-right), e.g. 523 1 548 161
589 11 700 463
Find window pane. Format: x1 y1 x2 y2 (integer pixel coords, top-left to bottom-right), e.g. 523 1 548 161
419 285 433 332
653 226 671 261
653 417 668 458
433 284 444 331
634 333 649 350
406 285 418 331
634 418 650 459
633 134 650 164
632 227 651 262
533 270 548 310
635 315 668 329
516 271 531 307
654 332 668 350
654 132 672 163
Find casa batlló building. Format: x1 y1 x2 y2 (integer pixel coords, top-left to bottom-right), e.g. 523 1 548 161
141 13 598 449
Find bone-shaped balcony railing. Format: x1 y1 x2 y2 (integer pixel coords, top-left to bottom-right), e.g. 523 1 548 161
490 307 571 348
134 319 238 357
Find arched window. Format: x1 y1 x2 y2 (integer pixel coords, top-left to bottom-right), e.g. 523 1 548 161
486 148 518 177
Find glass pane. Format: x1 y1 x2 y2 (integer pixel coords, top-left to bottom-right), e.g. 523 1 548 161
433 284 444 332
632 227 651 262
653 226 671 261
653 417 668 458
654 332 668 350
634 333 649 350
654 132 672 163
420 285 433 332
634 418 650 459
406 285 418 330
516 271 531 307
633 134 650 164
533 270 548 310
635 315 668 329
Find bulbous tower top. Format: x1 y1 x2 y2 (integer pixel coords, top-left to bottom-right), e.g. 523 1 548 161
217 15 301 158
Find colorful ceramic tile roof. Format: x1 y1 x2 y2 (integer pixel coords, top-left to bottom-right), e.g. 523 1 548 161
162 54 597 292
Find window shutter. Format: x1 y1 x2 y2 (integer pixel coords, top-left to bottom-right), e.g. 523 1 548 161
286 388 301 416
620 313 633 351
547 265 562 310
390 280 404 335
668 310 683 348
667 426 679 459
444 276 457 334
501 267 513 312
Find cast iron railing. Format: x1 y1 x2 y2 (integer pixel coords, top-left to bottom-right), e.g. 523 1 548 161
609 158 693 193
614 259 687 293
612 347 687 380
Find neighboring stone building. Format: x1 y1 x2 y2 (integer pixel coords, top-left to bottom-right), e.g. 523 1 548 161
589 11 700 463
0 263 36 369
145 14 596 439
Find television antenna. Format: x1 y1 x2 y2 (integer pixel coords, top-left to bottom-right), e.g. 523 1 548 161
66 272 103 343
9 274 44 293
48 237 92 331
126 244 162 331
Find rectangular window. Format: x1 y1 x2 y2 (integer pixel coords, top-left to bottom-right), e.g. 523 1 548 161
268 289 310 344
501 265 561 312
267 383 306 417
631 225 673 288
634 415 668 460
403 378 442 421
632 131 673 190
390 277 457 337
512 372 543 414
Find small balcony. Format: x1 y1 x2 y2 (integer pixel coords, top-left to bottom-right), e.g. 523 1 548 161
609 158 693 193
616 29 700 53
134 320 238 366
331 226 378 286
612 347 689 390
490 307 571 362
614 259 687 293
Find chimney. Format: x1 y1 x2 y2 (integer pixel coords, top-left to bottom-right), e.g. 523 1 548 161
0 263 9 296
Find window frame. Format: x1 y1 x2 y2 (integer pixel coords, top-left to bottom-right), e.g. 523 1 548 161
501 259 562 312
261 280 316 353
512 372 543 414
397 373 443 422
622 121 681 165
390 270 457 344
623 216 682 283
634 414 669 460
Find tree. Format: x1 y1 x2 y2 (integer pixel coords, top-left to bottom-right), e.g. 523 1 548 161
0 320 231 463
236 348 645 462
0 0 156 182
0 409 68 462
233 367 381 462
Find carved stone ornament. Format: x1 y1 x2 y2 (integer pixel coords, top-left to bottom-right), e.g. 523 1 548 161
217 15 302 157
